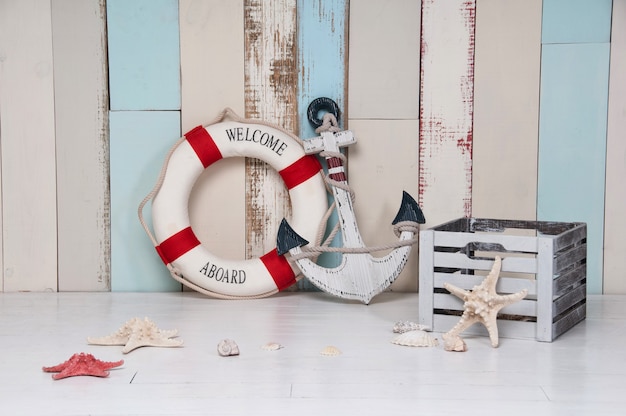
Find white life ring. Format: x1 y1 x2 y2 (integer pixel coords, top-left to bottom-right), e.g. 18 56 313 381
149 120 327 299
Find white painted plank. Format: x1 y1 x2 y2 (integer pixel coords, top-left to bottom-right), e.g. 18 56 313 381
179 0 246 263
604 0 626 294
243 0 297 260
472 0 542 221
348 0 421 120
419 0 476 229
0 0 57 291
51 0 110 291
348 119 420 291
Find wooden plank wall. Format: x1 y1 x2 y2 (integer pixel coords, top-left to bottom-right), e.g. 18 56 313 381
538 0 612 294
1 0 625 294
107 0 182 291
604 0 626 294
0 1 58 291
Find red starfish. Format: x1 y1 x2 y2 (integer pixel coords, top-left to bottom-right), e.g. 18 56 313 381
42 353 124 380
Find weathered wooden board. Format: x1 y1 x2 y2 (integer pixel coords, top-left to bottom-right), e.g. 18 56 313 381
472 0 542 221
348 0 420 120
179 0 246 265
108 0 182 291
604 0 626 294
243 0 297 261
347 0 421 291
538 1 612 295
109 111 182 292
419 0 476 229
107 0 181 111
51 0 110 291
295 0 348 288
0 1 58 291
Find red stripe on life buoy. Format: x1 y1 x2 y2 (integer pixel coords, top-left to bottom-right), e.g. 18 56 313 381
279 155 322 189
260 249 296 291
185 126 223 168
156 227 201 265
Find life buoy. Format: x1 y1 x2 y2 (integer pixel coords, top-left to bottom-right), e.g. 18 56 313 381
149 119 327 299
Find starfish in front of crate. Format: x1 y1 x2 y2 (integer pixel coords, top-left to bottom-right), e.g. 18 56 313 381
87 317 183 354
442 256 528 350
43 352 124 380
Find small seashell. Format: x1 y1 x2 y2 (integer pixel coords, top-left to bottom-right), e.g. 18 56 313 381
392 321 429 333
320 345 341 356
217 339 240 356
261 342 284 351
391 330 439 347
442 334 467 352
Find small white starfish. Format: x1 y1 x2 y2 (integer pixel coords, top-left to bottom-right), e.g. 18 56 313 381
442 256 527 350
88 317 183 354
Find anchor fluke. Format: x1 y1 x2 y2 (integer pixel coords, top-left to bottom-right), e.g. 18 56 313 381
392 191 425 225
277 218 309 256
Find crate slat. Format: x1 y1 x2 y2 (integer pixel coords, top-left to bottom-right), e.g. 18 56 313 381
553 302 586 339
433 314 537 340
434 231 539 252
433 252 537 274
434 272 537 295
434 293 537 317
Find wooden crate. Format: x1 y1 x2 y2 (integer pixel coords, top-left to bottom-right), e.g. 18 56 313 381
418 218 587 342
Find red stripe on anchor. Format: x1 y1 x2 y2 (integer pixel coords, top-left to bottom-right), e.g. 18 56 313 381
156 227 201 265
185 126 223 168
279 155 322 189
326 156 346 182
260 249 296 291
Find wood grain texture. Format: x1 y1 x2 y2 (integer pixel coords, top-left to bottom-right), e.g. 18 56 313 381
179 0 246 263
243 0 297 260
472 0 541 221
604 0 626 294
107 0 181 111
51 0 110 291
0 1 58 291
419 0 476 229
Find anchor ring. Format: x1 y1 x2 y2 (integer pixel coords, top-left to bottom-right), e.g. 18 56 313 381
149 119 327 299
307 97 341 128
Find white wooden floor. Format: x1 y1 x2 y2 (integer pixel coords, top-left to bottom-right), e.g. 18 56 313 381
0 291 624 416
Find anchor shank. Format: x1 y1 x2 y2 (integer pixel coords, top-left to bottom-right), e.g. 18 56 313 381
320 132 365 248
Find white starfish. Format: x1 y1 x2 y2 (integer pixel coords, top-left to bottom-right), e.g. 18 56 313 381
442 256 527 350
87 317 183 354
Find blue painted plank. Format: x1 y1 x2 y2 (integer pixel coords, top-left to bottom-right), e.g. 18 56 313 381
537 43 610 294
542 0 613 44
297 0 348 286
110 111 182 292
107 0 180 110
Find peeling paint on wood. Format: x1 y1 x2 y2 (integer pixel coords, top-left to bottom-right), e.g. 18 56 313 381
419 0 476 228
244 0 298 258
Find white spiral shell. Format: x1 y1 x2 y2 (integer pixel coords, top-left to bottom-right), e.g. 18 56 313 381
217 339 240 356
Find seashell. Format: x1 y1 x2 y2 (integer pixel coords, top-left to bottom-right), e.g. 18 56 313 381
391 330 439 347
392 321 429 333
217 339 240 356
320 345 341 356
442 334 467 352
261 342 284 351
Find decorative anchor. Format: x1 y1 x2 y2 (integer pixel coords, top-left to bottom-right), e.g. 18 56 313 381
277 117 425 304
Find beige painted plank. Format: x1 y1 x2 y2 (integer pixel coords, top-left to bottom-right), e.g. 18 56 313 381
419 0 476 229
0 0 57 291
472 0 542 221
348 0 421 120
348 119 420 292
180 0 246 262
243 0 297 258
52 0 110 291
604 0 626 294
